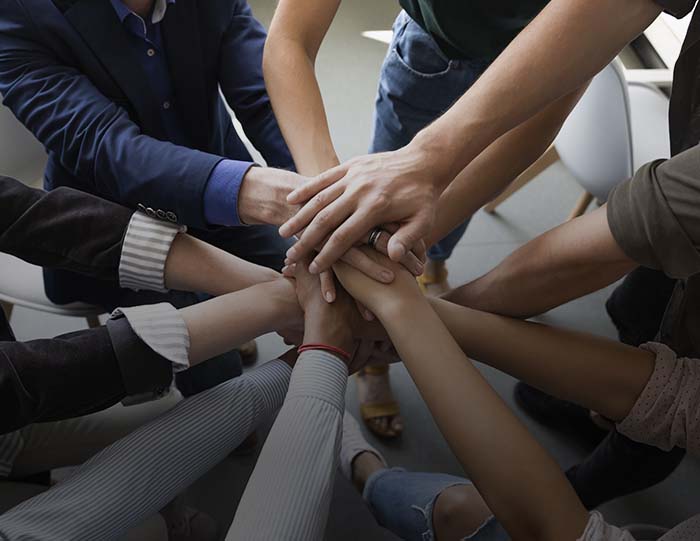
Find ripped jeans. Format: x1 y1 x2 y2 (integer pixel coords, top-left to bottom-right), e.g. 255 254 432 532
363 468 509 541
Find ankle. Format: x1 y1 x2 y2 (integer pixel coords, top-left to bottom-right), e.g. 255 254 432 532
351 451 385 493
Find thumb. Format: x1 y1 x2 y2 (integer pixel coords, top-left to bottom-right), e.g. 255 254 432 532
387 214 432 262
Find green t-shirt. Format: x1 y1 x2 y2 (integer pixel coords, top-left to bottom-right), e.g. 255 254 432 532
399 0 550 61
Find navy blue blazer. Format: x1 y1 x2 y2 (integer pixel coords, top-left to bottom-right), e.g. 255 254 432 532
0 0 292 230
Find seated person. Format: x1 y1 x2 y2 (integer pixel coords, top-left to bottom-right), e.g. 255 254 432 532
0 175 300 539
0 262 385 541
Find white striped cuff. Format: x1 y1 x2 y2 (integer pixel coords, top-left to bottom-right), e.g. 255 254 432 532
286 350 348 413
110 303 190 373
119 212 186 292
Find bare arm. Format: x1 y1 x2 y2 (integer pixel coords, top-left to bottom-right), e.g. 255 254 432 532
430 87 585 245
163 233 279 297
446 205 638 318
333 257 589 541
264 0 342 175
282 0 661 271
180 278 300 365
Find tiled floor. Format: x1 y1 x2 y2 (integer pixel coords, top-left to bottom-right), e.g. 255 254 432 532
6 1 698 539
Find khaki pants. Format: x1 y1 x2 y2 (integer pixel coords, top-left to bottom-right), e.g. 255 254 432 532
2 392 181 540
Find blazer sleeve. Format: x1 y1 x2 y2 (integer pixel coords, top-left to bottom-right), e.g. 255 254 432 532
218 0 294 169
0 11 223 228
0 319 173 435
0 176 132 281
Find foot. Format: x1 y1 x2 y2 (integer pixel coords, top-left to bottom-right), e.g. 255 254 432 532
356 366 404 439
340 412 387 492
417 259 450 297
239 340 258 367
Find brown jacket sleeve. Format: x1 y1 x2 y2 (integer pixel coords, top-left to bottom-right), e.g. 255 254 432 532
0 175 132 280
607 146 700 279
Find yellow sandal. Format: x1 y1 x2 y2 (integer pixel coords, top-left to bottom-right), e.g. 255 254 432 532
358 365 403 439
417 263 449 295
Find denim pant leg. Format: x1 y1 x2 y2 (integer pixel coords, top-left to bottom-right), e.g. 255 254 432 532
369 11 490 262
363 468 509 541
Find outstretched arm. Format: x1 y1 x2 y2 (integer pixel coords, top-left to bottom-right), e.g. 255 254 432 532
445 205 637 318
281 0 661 272
333 256 589 541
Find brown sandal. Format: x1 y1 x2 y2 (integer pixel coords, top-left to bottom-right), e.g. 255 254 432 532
358 365 403 439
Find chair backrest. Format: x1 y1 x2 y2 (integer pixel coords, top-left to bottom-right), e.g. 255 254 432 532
0 100 47 186
555 59 633 202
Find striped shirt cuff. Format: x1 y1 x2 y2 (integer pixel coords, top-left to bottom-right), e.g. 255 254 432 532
246 359 294 415
287 350 348 413
119 212 186 292
110 303 190 373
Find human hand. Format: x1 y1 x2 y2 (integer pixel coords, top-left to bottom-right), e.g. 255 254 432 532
293 257 360 363
237 167 303 226
332 248 424 318
280 145 445 272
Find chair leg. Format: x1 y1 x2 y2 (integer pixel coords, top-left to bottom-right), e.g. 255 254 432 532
86 315 102 329
567 192 594 221
484 145 560 214
0 301 13 321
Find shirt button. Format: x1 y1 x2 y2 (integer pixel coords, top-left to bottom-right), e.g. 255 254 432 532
162 101 171 110
147 48 156 57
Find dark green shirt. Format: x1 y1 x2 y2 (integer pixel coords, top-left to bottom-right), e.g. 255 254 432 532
399 0 550 61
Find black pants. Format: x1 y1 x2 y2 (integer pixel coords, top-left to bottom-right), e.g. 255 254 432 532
567 267 684 509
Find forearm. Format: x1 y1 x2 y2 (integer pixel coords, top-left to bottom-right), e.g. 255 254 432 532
264 38 340 175
411 0 661 188
430 297 654 422
446 206 637 317
429 88 584 245
164 233 279 296
378 298 588 540
0 360 292 541
228 350 347 540
180 280 296 365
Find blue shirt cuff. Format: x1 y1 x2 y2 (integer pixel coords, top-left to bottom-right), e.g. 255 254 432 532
204 159 255 226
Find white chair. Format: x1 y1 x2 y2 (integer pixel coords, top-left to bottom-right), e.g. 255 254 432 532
0 102 104 327
555 57 670 217
486 58 670 220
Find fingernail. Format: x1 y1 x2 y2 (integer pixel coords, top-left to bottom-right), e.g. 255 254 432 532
380 271 393 283
284 258 291 265
279 225 290 237
414 262 424 275
309 261 319 274
286 191 297 202
394 241 407 258
325 291 335 303
286 248 296 260
281 265 289 274
364 310 375 321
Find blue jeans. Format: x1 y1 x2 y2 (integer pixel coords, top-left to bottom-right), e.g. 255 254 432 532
363 468 509 541
369 11 491 262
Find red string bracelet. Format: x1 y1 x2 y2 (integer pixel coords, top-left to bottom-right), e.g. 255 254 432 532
298 343 351 362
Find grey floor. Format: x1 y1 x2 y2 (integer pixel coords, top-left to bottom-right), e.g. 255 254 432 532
8 0 699 538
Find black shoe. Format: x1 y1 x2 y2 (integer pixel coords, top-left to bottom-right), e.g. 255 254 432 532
566 430 685 509
605 267 676 347
514 382 607 445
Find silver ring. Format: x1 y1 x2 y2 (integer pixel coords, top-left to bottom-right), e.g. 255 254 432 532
368 227 383 249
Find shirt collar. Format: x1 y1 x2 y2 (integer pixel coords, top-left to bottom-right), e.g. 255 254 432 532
110 0 175 25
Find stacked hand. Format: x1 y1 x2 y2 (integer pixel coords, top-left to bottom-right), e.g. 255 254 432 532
279 145 447 273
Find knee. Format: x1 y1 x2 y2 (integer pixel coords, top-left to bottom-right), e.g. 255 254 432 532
432 485 491 541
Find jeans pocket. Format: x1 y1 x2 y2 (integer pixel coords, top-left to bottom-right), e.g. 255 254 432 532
392 16 452 78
